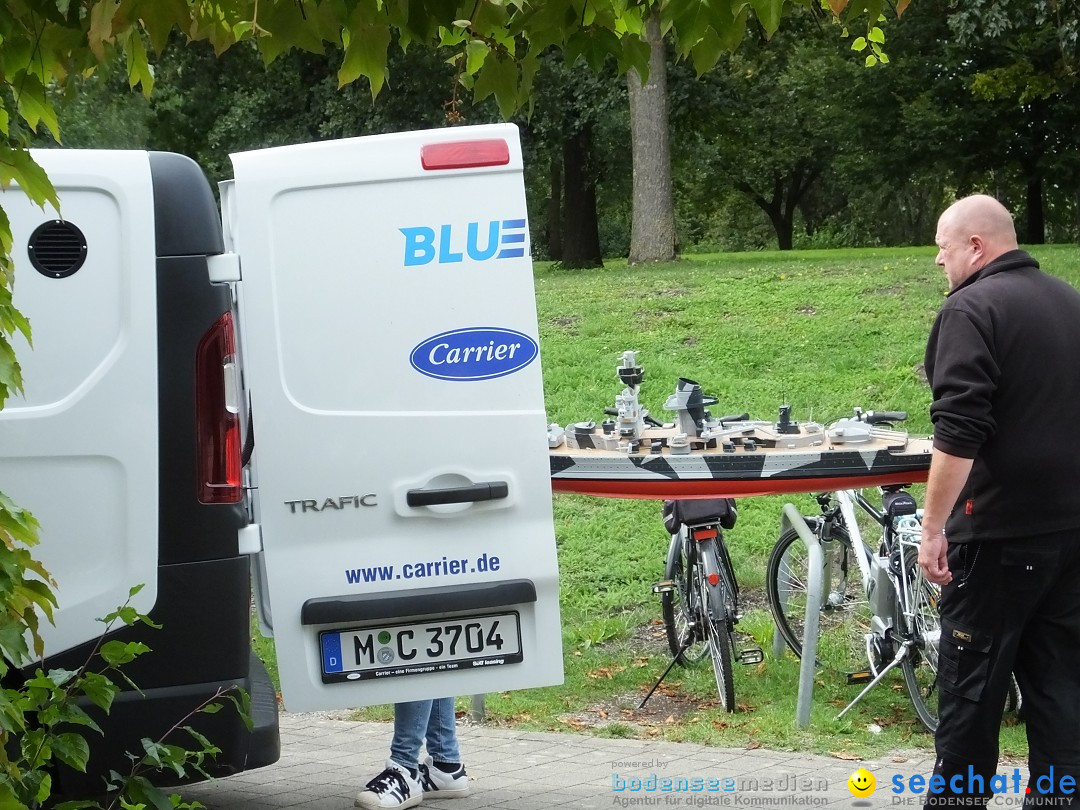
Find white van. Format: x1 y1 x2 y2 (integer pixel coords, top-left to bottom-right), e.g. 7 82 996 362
0 124 562 791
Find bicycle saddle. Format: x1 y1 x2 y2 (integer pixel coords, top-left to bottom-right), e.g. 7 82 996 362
662 498 738 533
882 489 918 519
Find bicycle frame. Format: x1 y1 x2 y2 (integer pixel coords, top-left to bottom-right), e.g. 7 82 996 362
830 488 929 719
689 525 734 624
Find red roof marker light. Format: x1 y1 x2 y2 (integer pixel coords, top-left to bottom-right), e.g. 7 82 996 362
421 140 510 170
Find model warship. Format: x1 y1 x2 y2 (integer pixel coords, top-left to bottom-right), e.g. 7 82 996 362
548 351 932 499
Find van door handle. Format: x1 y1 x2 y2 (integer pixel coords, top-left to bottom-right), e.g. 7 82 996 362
406 481 509 507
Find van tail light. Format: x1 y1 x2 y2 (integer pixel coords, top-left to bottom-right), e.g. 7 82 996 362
195 311 242 504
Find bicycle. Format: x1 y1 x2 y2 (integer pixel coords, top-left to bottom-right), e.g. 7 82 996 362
652 498 763 712
765 410 944 731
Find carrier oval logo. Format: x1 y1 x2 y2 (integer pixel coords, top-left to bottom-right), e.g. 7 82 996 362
410 327 538 382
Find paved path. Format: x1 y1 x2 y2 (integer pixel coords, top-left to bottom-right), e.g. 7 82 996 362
182 714 1031 810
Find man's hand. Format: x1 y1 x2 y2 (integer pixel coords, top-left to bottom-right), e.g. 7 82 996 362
919 527 952 585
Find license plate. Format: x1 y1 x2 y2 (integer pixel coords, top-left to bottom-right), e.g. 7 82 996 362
320 612 523 683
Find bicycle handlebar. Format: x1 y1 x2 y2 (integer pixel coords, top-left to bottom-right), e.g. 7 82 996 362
864 410 907 425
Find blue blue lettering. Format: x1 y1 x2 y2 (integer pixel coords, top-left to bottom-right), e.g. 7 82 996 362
467 221 499 261
892 775 907 793
401 227 436 266
612 775 624 791
438 224 463 263
402 220 530 264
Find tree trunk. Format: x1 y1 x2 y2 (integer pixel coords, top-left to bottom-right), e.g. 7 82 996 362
548 154 563 260
561 125 603 268
1025 170 1045 244
627 11 676 264
734 165 819 251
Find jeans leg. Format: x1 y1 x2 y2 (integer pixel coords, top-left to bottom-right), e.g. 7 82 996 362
424 697 461 763
390 700 433 770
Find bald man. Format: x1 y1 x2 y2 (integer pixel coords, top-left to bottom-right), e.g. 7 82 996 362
919 195 1080 808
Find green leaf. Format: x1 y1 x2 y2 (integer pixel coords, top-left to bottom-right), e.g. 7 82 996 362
54 732 91 772
100 640 150 667
748 0 786 37
124 30 155 96
690 27 725 75
868 26 885 43
338 22 392 97
182 725 219 754
252 0 326 62
0 615 31 664
81 671 118 713
879 52 890 63
35 770 52 804
12 73 61 141
465 39 489 75
473 50 519 119
122 0 189 54
46 667 79 688
865 54 878 66
0 146 61 212
850 36 867 51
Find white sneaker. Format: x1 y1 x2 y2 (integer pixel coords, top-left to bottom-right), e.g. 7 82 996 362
355 759 423 809
419 755 470 799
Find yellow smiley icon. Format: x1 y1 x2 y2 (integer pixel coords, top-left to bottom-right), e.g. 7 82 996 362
848 768 876 798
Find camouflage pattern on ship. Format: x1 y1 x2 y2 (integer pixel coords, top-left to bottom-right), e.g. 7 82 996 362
548 351 933 499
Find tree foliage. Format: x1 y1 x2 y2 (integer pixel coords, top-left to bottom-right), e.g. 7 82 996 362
0 0 912 392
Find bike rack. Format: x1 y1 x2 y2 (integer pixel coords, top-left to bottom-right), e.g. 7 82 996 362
777 503 824 728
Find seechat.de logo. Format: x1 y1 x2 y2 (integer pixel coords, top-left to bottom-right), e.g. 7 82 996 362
400 220 527 266
410 327 538 382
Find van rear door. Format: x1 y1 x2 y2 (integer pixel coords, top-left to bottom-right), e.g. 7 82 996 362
0 152 160 653
228 124 562 710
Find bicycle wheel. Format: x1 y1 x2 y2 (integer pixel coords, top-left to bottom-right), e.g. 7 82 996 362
766 522 872 675
898 563 941 734
661 533 707 664
698 565 735 711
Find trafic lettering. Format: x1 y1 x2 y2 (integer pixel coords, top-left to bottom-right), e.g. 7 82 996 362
284 494 378 513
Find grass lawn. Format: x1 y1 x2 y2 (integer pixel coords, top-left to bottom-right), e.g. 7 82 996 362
264 244 1080 759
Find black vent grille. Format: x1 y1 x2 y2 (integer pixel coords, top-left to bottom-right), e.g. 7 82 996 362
28 220 88 279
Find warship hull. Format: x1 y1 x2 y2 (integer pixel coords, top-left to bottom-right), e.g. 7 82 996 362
549 436 933 499
548 350 933 499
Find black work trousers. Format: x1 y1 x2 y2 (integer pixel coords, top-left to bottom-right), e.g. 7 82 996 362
924 529 1080 809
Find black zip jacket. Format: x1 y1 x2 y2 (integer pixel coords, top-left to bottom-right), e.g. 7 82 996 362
925 249 1080 542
